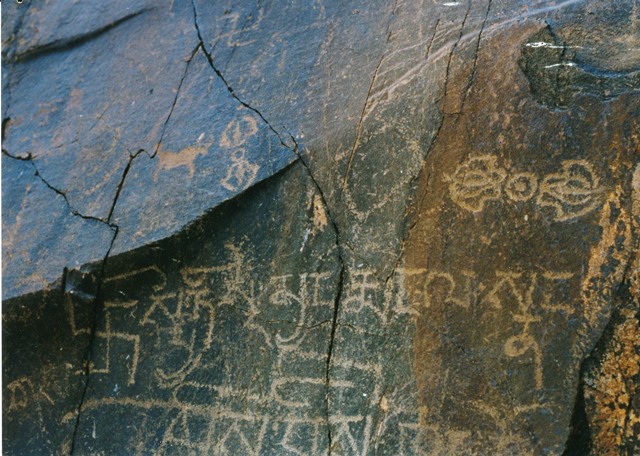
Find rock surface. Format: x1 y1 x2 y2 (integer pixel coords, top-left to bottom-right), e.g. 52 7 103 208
2 0 639 454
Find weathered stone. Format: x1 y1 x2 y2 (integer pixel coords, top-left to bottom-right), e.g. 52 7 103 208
2 155 114 298
3 282 95 454
404 15 639 453
1 0 295 296
3 0 639 454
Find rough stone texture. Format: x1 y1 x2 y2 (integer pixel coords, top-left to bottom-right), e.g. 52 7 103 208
567 206 640 456
405 16 639 453
3 0 640 454
1 0 296 298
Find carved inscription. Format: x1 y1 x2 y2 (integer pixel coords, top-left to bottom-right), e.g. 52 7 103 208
449 155 602 221
9 237 583 455
54 247 426 454
5 377 54 413
448 155 507 212
220 116 260 192
414 267 577 391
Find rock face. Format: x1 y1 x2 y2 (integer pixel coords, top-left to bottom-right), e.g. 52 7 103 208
2 1 639 455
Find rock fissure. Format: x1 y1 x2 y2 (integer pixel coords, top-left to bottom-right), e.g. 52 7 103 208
5 2 640 454
425 18 441 62
152 45 201 158
285 133 347 455
2 117 11 143
191 0 296 154
383 166 433 288
262 319 333 331
326 264 344 456
442 2 472 109
11 8 152 64
2 150 115 228
342 0 400 192
106 149 144 223
564 244 639 453
68 225 123 455
458 0 492 114
69 148 147 454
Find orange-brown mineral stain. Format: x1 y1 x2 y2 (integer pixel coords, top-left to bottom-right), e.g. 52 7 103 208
404 19 639 453
585 305 640 455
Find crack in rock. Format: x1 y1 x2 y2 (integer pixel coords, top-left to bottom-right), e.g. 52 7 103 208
152 46 201 158
68 148 145 455
2 150 114 228
190 0 296 154
10 8 152 64
287 134 346 455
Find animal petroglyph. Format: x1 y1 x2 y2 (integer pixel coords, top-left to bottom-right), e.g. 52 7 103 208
449 155 602 221
215 7 266 48
154 139 213 180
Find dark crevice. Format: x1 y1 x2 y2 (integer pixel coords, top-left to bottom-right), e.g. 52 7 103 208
11 8 153 64
2 150 115 228
69 149 144 454
379 17 442 288
424 18 440 61
564 386 591 455
564 246 638 454
563 328 602 454
337 321 387 338
2 117 11 142
341 0 399 192
286 133 346 455
458 0 492 114
380 12 465 314
340 49 384 192
442 1 472 108
5 145 145 243
326 264 344 456
29 166 114 229
190 0 296 155
152 46 200 158
106 149 145 223
2 148 31 161
33 162 114 226
68 225 118 455
262 319 333 330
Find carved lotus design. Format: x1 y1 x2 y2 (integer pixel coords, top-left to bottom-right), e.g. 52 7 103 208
505 172 538 202
449 156 603 222
449 155 507 212
537 160 602 222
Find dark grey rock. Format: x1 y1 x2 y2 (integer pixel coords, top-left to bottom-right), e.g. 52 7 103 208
3 0 640 454
2 155 114 299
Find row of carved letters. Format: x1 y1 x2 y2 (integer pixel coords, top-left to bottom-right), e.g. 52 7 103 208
62 253 576 396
